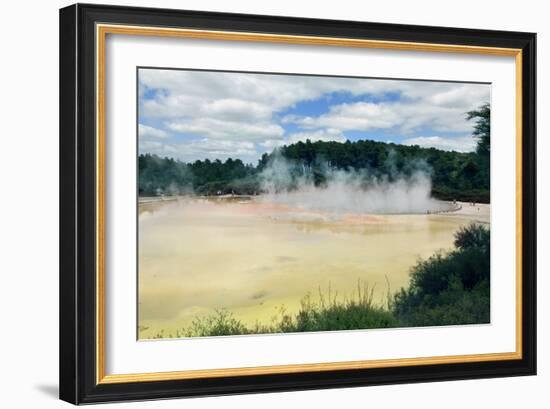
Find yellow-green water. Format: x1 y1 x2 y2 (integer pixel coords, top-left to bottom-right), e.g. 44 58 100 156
138 198 485 339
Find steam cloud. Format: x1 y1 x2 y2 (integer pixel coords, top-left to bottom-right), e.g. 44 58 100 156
259 151 450 215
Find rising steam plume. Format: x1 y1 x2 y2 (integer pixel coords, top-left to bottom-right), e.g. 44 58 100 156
259 151 451 215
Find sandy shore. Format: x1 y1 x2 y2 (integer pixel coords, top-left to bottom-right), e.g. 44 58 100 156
138 196 490 224
139 196 179 204
441 201 490 224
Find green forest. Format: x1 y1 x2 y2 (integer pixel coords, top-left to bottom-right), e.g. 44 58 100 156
139 104 490 202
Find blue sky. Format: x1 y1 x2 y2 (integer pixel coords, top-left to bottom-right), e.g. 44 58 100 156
138 69 490 164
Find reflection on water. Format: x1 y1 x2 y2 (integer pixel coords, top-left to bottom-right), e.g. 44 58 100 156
138 197 485 339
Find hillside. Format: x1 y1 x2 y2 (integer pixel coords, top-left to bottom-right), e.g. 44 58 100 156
139 138 490 203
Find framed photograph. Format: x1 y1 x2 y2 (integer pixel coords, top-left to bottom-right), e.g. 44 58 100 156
59 3 536 404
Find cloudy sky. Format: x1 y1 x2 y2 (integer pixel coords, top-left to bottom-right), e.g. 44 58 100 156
138 68 490 164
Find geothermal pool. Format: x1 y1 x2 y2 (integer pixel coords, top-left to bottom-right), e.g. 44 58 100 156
138 197 489 339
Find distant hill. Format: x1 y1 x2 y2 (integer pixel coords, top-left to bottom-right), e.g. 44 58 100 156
139 138 490 203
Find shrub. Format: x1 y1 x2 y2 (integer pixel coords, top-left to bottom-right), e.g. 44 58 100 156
184 309 250 337
393 223 490 326
291 283 397 332
181 282 397 337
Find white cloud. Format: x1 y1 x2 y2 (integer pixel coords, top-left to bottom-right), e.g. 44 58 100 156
139 70 363 113
139 70 488 116
286 102 400 131
258 129 346 150
167 118 284 141
139 138 258 163
204 99 272 122
138 68 490 161
188 139 256 157
401 135 477 152
283 92 486 135
260 139 286 149
138 124 169 139
140 140 178 155
287 128 346 144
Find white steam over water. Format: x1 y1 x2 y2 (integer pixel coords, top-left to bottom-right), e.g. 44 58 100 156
259 153 451 215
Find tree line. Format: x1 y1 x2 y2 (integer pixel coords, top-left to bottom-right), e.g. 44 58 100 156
139 104 490 202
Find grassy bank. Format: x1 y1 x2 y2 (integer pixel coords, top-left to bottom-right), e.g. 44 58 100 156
144 224 490 339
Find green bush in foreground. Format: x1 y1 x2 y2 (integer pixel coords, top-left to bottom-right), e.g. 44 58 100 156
290 283 397 332
182 282 397 338
392 223 490 326
185 310 250 337
147 224 490 338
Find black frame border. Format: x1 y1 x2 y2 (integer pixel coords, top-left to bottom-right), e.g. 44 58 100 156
59 3 536 404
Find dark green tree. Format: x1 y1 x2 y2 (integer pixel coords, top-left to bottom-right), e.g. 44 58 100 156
467 103 490 156
139 125 492 202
